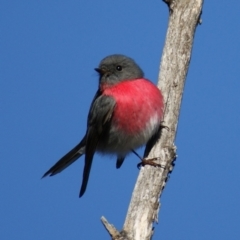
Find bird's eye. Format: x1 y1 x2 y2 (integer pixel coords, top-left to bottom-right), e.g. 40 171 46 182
116 65 122 71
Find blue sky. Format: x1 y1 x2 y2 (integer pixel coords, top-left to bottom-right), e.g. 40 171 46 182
1 1 240 239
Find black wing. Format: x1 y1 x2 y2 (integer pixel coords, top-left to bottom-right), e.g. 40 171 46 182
79 93 116 197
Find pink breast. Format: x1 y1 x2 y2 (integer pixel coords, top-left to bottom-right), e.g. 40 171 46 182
103 79 164 135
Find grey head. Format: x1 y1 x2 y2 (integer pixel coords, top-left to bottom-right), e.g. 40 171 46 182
95 54 144 85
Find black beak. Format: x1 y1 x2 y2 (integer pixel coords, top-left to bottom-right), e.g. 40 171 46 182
94 68 106 75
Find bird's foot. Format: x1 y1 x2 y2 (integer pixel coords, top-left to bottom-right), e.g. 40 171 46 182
137 157 165 169
160 120 170 131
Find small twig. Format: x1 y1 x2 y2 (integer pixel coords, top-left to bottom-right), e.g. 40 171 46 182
101 216 126 240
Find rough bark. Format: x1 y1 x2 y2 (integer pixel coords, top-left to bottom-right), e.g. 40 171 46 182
101 0 204 239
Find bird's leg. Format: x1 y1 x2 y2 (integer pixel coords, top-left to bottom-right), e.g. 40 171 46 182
131 150 165 169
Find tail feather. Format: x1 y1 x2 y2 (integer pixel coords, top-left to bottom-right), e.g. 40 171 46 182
42 140 86 178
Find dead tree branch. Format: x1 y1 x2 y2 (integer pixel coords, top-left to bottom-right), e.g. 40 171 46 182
102 0 204 239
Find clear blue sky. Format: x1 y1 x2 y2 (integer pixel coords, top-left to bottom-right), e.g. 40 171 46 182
1 1 240 239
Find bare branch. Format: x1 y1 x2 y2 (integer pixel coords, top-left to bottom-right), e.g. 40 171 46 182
101 217 125 240
103 0 203 239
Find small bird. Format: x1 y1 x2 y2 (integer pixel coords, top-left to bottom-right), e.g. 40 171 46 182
42 54 164 197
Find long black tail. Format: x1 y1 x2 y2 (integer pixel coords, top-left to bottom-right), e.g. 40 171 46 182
42 138 86 178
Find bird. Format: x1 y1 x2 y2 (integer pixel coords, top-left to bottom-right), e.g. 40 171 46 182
42 54 164 197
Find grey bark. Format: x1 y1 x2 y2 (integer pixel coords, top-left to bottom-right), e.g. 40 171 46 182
101 0 204 239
